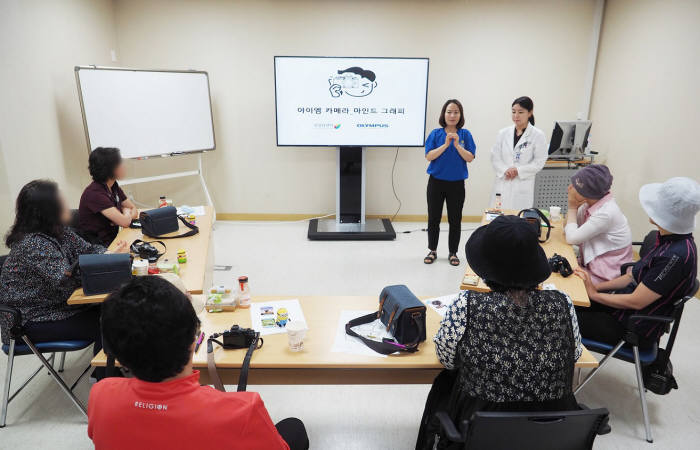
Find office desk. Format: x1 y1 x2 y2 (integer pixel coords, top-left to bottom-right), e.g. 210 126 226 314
91 296 598 385
67 206 214 305
461 211 590 307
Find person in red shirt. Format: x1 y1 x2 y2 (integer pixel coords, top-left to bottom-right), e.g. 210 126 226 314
88 276 309 450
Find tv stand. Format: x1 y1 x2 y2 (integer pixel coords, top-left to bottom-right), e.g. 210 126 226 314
307 146 396 240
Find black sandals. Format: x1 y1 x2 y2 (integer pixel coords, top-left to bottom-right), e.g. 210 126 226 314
424 251 437 264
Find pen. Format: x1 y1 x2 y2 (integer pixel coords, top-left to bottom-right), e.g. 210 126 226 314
194 332 205 353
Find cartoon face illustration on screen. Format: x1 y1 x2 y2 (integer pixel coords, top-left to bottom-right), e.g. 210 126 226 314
328 67 377 98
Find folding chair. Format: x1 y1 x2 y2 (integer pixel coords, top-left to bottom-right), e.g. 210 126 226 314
574 276 699 443
0 255 93 427
436 406 610 450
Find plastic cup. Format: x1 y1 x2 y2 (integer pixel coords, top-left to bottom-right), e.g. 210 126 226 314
549 206 562 221
286 321 307 352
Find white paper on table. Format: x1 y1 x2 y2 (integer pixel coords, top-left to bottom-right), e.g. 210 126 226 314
485 212 501 222
249 299 308 336
424 294 459 318
177 205 206 216
331 310 394 358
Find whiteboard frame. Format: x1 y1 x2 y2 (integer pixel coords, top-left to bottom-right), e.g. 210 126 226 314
74 65 217 159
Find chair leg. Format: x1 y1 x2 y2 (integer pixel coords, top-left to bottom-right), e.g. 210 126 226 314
574 340 626 395
1 339 16 428
633 346 653 443
58 352 66 373
21 336 86 418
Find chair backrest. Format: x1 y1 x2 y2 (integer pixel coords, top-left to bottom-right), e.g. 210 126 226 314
638 230 659 259
660 278 699 361
463 408 609 450
69 209 80 229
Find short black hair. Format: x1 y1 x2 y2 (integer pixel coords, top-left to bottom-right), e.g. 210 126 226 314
101 276 200 382
439 99 465 129
5 179 64 247
338 67 376 82
88 147 122 183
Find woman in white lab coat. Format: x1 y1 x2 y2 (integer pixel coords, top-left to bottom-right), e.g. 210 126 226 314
490 96 548 210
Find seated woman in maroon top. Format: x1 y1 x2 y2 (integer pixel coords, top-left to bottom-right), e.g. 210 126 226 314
78 147 139 246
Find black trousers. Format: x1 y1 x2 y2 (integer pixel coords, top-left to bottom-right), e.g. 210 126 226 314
427 176 465 254
575 300 656 349
276 417 309 450
24 306 102 356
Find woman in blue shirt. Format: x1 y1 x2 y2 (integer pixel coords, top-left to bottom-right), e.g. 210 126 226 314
424 99 476 266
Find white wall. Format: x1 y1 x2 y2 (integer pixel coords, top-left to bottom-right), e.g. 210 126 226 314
0 0 117 247
2 0 697 245
589 0 700 238
112 0 596 216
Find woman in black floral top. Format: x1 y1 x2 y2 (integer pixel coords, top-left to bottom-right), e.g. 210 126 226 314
417 215 582 449
1 180 127 355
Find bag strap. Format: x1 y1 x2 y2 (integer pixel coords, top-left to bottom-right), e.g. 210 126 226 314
518 208 552 242
145 215 200 239
206 333 262 392
345 312 421 355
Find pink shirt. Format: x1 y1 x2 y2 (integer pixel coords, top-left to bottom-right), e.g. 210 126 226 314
565 193 634 283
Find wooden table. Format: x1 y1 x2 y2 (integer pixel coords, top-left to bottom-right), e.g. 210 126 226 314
91 296 598 384
461 211 590 307
67 206 214 305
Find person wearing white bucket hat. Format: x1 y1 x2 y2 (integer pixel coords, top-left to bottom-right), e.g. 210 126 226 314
574 177 700 348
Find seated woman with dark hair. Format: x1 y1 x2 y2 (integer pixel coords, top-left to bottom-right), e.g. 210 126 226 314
416 215 582 449
78 147 139 245
0 180 127 359
90 276 309 450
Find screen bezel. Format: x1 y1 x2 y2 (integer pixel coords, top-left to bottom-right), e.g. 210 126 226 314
273 56 430 148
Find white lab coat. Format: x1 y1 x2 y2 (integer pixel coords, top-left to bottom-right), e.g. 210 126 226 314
490 123 548 210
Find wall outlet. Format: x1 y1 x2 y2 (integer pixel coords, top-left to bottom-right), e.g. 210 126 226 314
110 49 117 62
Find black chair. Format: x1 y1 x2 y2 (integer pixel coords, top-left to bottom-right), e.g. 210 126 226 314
633 230 659 261
575 255 699 444
436 406 610 450
0 254 93 427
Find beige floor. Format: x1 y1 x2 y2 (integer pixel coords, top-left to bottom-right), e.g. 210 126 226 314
1 220 699 449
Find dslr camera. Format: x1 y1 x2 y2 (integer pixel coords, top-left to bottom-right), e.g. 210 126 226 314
548 253 573 278
222 325 258 349
130 239 165 260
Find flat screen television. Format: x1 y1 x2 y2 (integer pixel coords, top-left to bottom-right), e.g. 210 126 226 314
274 56 429 147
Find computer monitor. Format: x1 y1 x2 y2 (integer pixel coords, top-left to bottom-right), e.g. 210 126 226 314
548 120 592 160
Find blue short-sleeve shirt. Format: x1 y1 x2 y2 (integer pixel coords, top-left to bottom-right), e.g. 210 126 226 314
425 128 476 181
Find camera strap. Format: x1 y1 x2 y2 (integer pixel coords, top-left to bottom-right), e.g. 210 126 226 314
206 332 262 392
130 239 167 261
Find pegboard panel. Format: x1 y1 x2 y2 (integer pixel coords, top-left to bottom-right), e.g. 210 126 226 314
534 168 578 211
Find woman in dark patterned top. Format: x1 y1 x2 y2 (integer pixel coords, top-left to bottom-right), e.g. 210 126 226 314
575 177 699 348
417 215 582 450
1 180 127 356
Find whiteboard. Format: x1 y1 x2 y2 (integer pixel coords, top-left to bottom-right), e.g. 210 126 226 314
75 67 215 159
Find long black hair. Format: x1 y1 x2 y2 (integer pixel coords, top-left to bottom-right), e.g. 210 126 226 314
5 180 64 247
512 96 535 125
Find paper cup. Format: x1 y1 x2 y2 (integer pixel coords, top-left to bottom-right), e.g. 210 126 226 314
549 206 562 220
286 321 307 352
